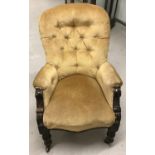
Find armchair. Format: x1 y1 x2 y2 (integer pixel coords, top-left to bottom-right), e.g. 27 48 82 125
33 3 123 152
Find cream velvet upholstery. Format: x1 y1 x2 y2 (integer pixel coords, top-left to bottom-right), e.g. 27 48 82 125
43 75 115 132
39 4 110 79
96 62 123 108
33 64 58 107
33 3 122 131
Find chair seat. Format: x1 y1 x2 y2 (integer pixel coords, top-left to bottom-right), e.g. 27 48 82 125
43 74 115 132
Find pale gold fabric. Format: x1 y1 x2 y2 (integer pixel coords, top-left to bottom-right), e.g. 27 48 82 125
33 64 58 107
96 62 123 108
33 63 58 89
43 75 115 132
39 3 110 79
33 4 123 131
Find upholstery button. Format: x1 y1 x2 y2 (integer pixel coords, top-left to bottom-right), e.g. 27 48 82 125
70 21 76 28
74 63 78 67
55 65 59 69
64 35 69 40
86 47 92 52
80 35 84 39
74 46 78 51
96 65 100 69
52 34 56 38
55 21 61 29
60 47 64 51
94 34 99 38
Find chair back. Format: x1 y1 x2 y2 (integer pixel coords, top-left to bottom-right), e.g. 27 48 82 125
39 4 110 79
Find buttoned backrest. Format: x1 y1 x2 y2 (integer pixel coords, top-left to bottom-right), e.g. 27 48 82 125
39 4 110 79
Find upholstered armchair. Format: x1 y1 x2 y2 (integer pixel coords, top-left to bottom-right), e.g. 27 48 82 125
33 3 123 152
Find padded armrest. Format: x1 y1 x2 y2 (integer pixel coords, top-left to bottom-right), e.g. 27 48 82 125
96 62 123 108
97 62 122 87
33 63 58 90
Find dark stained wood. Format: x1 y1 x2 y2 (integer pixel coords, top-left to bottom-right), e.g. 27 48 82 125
104 86 121 143
65 0 91 3
114 0 119 18
35 88 52 152
104 0 119 28
83 0 88 3
104 0 108 10
35 86 122 151
91 0 96 4
70 0 74 3
109 0 114 18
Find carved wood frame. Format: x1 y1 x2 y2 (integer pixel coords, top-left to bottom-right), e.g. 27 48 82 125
35 88 52 152
35 86 121 152
104 86 121 143
65 0 96 4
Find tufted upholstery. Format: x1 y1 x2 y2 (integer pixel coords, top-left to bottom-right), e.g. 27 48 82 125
33 3 123 131
39 3 110 79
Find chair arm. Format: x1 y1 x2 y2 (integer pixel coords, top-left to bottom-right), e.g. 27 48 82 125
96 62 123 108
33 63 58 90
97 62 123 87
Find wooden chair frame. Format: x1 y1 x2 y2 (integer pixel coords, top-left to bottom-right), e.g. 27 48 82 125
35 0 121 152
35 86 121 152
65 0 96 4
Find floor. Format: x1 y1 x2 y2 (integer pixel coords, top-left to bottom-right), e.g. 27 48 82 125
29 1 126 155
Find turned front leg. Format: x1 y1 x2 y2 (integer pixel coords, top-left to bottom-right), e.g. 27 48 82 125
35 88 52 152
104 86 121 144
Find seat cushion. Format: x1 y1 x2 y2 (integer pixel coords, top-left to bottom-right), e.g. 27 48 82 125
43 75 115 132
